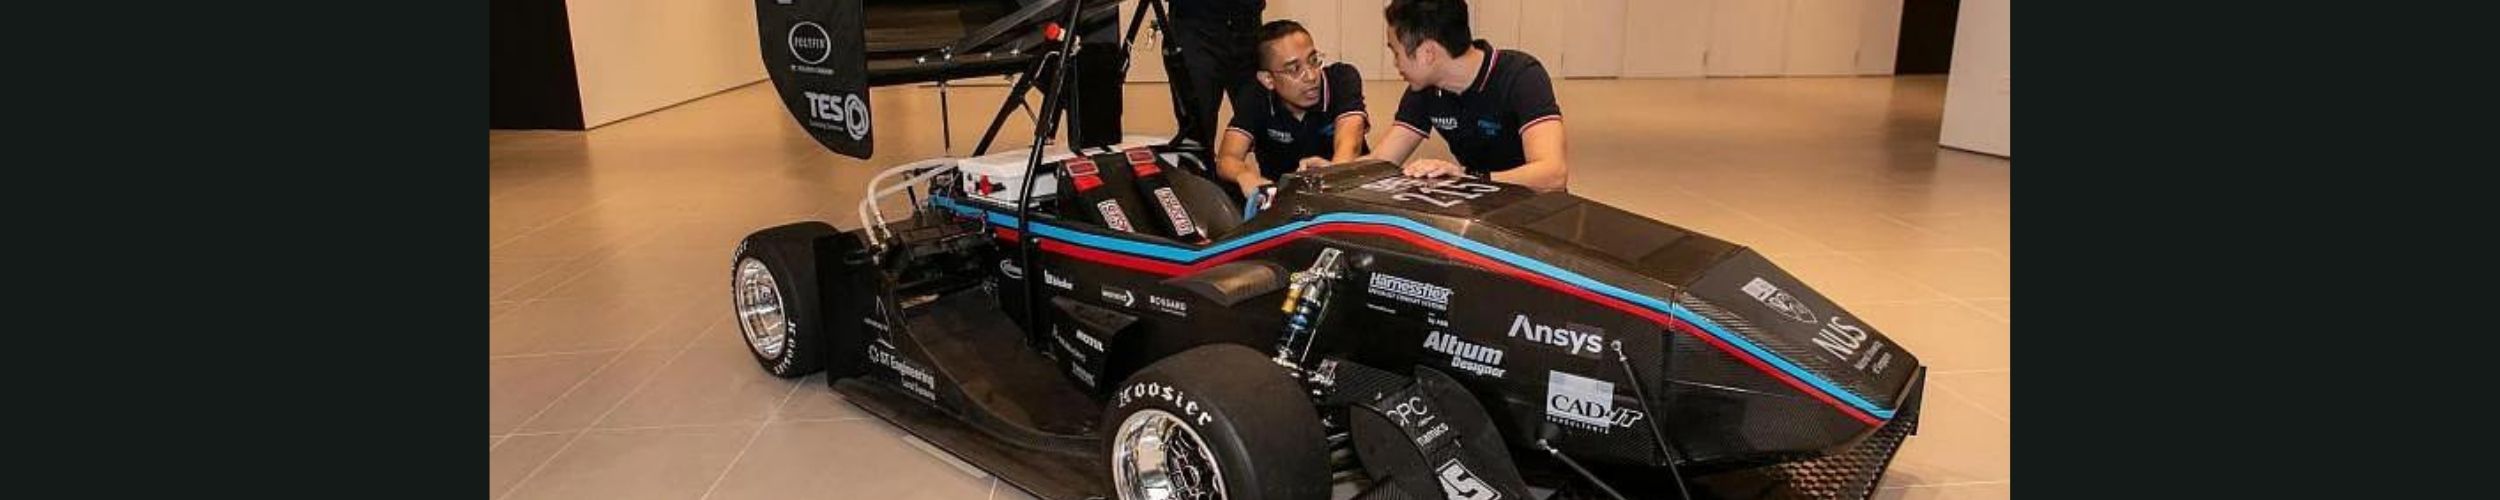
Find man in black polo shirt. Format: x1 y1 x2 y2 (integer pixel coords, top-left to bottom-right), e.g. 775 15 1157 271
1214 20 1370 198
1369 0 1570 192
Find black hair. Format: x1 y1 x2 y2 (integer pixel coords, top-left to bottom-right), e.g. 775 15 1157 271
1253 20 1311 63
1384 0 1471 58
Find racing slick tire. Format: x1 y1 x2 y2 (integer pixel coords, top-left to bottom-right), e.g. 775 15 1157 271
729 221 838 378
1103 344 1329 500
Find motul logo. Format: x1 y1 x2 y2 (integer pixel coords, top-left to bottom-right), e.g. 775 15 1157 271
1507 314 1605 358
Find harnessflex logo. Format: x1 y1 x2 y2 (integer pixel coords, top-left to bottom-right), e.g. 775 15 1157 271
1507 314 1604 358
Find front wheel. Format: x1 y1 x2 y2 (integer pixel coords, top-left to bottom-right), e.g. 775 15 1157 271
1104 344 1329 500
730 222 837 378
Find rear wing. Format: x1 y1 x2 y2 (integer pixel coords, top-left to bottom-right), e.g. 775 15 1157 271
757 0 874 159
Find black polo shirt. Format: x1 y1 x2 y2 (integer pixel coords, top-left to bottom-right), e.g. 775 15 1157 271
1392 40 1563 175
1225 63 1369 181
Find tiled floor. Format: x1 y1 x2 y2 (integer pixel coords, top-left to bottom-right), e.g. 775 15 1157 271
490 75 2009 499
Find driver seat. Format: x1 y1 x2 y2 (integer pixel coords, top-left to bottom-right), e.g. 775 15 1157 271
1137 151 1241 241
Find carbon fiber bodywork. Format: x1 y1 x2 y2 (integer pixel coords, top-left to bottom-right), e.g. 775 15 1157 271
789 159 1923 499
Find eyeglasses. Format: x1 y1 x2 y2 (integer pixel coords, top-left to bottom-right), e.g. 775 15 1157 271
1263 51 1329 82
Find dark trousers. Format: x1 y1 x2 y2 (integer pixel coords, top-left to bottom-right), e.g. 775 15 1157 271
1167 14 1259 148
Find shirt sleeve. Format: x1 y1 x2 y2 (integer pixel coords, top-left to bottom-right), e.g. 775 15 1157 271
1224 90 1262 142
1393 89 1433 138
1326 64 1367 121
1507 58 1563 134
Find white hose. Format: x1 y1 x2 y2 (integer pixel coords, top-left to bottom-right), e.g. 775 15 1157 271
857 158 959 247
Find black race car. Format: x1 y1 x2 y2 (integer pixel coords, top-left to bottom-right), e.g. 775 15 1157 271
736 1 1923 499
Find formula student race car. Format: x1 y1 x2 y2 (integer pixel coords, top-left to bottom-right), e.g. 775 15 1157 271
735 1 1924 499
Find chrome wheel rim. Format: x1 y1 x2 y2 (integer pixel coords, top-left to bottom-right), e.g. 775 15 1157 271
733 258 787 359
1112 409 1225 500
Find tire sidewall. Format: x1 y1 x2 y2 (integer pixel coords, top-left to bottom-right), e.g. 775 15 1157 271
1105 345 1327 500
731 233 823 378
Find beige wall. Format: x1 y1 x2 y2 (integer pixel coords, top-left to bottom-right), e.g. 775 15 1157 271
554 0 1927 126
1224 0 1905 81
566 0 769 127
1939 0 2008 156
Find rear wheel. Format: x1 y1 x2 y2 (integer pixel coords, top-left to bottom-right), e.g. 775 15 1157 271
731 222 838 378
1105 344 1329 500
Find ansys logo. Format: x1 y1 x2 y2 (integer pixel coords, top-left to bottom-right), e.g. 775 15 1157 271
1506 314 1605 358
788 22 832 65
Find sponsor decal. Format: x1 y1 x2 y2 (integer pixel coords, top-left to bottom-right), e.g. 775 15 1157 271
1267 128 1296 143
1043 269 1074 290
1812 315 1872 363
1507 314 1606 358
998 259 1024 279
1475 118 1500 137
1100 286 1136 308
1437 459 1501 500
1148 294 1189 317
1359 176 1432 193
1385 395 1452 448
1431 116 1461 130
1367 272 1452 311
1422 332 1507 378
1074 330 1106 352
872 346 938 401
801 91 870 141
1150 188 1199 237
1545 371 1645 432
1068 363 1097 386
1814 315 1893 375
1096 199 1135 232
1360 176 1496 209
1115 382 1216 426
787 22 832 65
1741 277 1817 324
1052 330 1089 364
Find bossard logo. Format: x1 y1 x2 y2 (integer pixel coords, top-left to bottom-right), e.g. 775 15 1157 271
1043 270 1074 290
1267 129 1296 143
1431 116 1461 130
1741 277 1817 324
1148 295 1189 317
1507 314 1605 358
788 21 832 65
1422 332 1506 378
1368 272 1452 311
1436 458 1501 500
998 259 1024 279
1101 286 1136 308
1545 371 1645 432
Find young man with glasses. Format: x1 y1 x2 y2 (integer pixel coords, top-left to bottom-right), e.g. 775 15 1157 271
1213 20 1371 199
